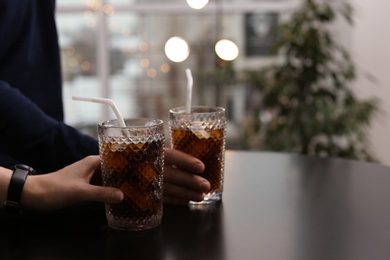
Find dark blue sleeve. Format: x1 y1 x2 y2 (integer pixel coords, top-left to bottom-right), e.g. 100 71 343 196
0 81 99 172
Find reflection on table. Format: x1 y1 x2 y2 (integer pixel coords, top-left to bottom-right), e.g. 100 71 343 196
2 151 390 260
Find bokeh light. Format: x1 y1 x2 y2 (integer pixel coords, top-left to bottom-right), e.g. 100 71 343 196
147 68 157 78
164 37 190 63
215 39 239 61
103 4 115 15
160 63 170 73
186 0 209 10
139 42 149 52
140 58 150 68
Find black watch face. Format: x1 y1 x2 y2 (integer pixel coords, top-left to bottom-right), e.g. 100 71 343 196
14 164 36 174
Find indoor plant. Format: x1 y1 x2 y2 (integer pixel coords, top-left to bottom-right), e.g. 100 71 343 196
244 0 379 161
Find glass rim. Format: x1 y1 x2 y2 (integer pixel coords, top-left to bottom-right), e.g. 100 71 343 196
98 118 164 129
169 106 225 115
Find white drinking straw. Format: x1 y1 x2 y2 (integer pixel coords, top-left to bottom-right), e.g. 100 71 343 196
185 68 193 114
72 96 126 127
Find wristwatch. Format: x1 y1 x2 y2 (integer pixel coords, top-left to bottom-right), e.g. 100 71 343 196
4 164 36 214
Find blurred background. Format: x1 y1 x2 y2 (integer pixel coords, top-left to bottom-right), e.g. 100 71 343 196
56 0 390 165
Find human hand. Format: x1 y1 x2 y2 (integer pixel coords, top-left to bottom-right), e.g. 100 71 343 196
163 148 210 205
21 156 124 211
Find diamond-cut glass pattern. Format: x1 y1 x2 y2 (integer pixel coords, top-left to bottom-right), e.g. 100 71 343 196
169 107 226 203
98 118 164 231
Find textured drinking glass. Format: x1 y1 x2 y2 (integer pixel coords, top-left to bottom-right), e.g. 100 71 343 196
169 106 226 204
98 118 165 231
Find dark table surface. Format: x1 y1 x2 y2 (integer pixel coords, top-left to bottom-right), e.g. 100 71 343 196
2 151 390 260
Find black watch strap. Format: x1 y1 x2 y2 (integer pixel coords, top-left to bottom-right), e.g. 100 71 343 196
4 164 35 214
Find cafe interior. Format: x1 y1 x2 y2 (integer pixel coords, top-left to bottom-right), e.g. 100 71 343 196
2 1 390 259
58 0 390 166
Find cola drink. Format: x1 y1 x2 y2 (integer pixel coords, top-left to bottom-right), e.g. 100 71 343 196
169 106 226 204
98 118 164 231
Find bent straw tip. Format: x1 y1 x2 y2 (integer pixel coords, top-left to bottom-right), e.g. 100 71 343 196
72 96 90 101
